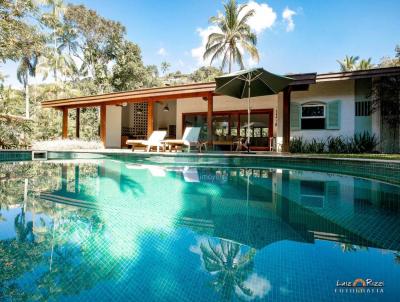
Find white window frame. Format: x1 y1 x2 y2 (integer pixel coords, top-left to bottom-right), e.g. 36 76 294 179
301 104 326 119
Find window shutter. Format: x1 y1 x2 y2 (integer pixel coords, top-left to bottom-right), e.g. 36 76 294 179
326 100 341 129
290 102 301 130
325 181 340 207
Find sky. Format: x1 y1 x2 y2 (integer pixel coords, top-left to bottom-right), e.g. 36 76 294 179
2 0 400 88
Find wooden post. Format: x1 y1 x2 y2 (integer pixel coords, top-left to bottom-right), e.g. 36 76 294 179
62 107 68 139
207 93 213 146
76 108 80 138
74 165 80 194
147 101 154 137
61 164 67 192
282 87 291 152
100 105 106 146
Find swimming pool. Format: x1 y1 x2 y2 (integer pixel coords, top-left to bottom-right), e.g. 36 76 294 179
0 156 399 301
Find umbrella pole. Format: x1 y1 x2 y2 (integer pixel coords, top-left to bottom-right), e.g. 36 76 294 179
247 76 251 152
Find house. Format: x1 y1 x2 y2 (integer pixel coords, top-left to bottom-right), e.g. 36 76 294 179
41 67 400 152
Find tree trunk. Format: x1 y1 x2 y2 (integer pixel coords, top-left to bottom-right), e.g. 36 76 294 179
25 83 29 119
229 51 232 73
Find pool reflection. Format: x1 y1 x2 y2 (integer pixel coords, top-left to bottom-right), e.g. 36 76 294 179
0 160 399 301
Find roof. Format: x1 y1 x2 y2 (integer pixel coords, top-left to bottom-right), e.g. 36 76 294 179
41 67 400 109
316 66 400 82
42 82 216 109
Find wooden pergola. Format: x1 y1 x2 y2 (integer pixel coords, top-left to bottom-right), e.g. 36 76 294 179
42 74 316 151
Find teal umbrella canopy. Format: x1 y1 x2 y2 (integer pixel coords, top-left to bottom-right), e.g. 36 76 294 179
214 68 293 98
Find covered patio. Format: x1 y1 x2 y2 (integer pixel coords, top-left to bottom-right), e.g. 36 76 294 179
41 74 315 152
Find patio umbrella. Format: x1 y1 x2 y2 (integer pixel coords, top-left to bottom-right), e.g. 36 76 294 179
214 68 293 151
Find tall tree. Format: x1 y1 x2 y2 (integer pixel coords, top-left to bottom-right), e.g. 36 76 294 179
39 0 66 83
111 41 156 91
160 61 171 75
0 0 41 62
64 4 126 93
371 76 400 152
336 55 359 71
203 0 259 72
17 54 39 118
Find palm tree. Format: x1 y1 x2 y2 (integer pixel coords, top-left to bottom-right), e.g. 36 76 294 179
200 239 256 300
14 212 34 243
39 0 66 82
160 61 171 75
203 0 259 73
336 55 359 72
357 58 373 70
339 243 368 253
17 54 39 119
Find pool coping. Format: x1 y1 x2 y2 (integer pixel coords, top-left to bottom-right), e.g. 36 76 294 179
1 149 399 185
1 148 400 164
38 149 400 164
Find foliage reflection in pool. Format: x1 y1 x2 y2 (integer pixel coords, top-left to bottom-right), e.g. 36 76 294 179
0 159 399 301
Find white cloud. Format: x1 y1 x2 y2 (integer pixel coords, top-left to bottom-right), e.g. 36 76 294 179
244 1 277 34
282 7 296 32
236 273 272 300
191 25 221 66
157 47 167 56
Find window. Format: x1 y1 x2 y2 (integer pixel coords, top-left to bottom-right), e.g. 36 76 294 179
355 101 371 116
300 181 325 208
301 104 325 130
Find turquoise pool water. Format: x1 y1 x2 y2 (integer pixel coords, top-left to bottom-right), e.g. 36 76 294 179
0 158 399 301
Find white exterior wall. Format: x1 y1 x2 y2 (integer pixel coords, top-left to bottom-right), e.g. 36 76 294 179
291 80 355 140
176 94 278 138
105 105 122 148
115 78 375 150
154 100 177 131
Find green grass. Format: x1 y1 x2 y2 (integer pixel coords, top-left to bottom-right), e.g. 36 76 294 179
302 153 400 160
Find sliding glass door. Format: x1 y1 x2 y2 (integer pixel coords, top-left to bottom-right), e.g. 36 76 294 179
183 110 273 150
239 113 271 148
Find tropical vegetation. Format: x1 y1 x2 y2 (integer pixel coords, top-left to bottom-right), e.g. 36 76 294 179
0 0 224 149
337 46 400 71
203 0 259 72
289 132 379 154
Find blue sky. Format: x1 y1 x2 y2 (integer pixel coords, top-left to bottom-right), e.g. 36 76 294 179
2 0 400 87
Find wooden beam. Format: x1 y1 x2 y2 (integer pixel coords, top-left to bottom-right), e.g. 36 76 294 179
282 87 291 152
43 91 214 109
207 92 213 146
75 108 80 138
42 82 217 108
147 101 154 137
62 107 68 139
100 105 106 146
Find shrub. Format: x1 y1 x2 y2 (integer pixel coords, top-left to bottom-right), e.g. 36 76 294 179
290 133 378 154
289 137 305 153
347 132 378 153
326 136 348 153
32 139 104 151
305 138 326 153
0 115 32 149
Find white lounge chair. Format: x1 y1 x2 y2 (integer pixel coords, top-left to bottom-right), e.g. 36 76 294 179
162 127 205 152
126 131 167 152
